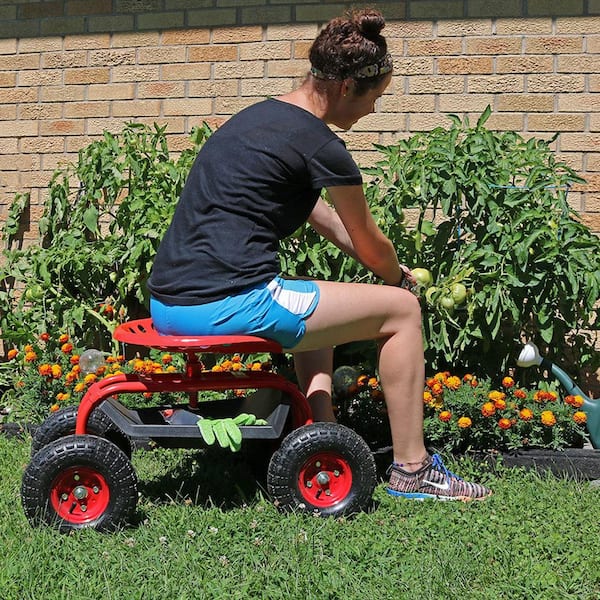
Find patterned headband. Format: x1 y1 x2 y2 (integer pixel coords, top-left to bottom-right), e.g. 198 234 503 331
310 53 393 81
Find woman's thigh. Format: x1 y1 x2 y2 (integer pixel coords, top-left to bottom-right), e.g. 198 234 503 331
292 280 421 352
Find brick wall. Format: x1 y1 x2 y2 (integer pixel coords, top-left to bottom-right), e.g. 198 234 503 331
0 1 599 239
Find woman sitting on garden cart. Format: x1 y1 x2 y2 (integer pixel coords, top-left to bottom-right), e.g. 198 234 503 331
148 8 491 501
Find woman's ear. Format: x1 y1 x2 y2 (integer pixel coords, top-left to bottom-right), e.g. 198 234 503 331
341 78 353 98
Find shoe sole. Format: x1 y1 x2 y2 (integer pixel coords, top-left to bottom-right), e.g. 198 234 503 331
386 487 492 502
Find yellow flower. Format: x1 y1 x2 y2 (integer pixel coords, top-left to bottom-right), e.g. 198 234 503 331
439 410 452 422
423 390 433 405
565 395 584 408
458 416 472 428
488 390 506 403
74 383 85 393
84 373 97 385
502 376 515 389
444 376 461 390
519 408 534 421
481 402 496 417
573 411 587 425
51 364 62 379
24 351 38 363
541 410 556 427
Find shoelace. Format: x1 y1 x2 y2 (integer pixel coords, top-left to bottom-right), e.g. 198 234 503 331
430 453 463 481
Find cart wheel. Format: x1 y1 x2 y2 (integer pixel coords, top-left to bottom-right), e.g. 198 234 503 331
30 405 132 458
21 434 138 532
267 422 376 517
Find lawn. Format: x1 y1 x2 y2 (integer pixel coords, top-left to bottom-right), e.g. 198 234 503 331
1 435 599 600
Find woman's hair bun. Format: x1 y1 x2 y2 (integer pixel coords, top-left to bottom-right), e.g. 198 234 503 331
353 9 385 40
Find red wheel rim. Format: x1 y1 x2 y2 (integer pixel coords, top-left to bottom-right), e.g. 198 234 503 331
49 466 110 524
298 451 352 508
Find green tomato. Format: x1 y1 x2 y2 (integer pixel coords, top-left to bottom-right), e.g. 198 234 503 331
439 295 455 313
25 284 44 301
411 268 433 288
450 283 468 305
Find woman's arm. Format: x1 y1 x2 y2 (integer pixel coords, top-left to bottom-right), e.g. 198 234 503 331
308 186 405 285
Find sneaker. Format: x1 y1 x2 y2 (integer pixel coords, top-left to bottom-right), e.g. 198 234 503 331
386 453 492 501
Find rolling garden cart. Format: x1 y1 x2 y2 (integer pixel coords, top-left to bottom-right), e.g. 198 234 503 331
21 319 377 532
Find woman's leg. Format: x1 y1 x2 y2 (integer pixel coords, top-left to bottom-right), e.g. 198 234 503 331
291 281 427 470
293 347 336 422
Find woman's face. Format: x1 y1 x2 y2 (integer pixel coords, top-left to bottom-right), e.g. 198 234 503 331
328 72 392 130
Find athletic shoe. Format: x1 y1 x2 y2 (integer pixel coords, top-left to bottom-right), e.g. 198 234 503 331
386 453 492 501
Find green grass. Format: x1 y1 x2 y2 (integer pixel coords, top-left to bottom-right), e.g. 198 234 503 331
2 435 600 600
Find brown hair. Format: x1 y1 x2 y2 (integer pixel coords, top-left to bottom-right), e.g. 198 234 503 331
309 8 391 95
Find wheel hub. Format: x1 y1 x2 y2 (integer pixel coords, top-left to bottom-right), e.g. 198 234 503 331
298 452 353 508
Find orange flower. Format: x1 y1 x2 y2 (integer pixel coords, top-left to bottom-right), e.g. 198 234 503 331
24 344 34 353
61 342 74 354
431 382 444 396
65 371 78 384
458 416 472 428
231 354 242 363
573 411 587 425
444 376 461 390
494 398 507 410
565 395 584 408
514 389 527 400
84 373 97 385
463 373 474 382
7 349 18 360
250 362 262 371
519 408 534 421
24 351 38 363
439 410 452 422
74 383 86 393
231 362 243 371
58 334 69 344
423 390 433 405
70 354 80 365
502 376 515 389
50 403 60 412
38 363 52 377
51 364 62 379
39 333 50 342
469 378 479 388
434 371 449 383
368 377 379 389
162 354 173 364
481 402 496 417
498 418 512 430
488 390 506 403
541 410 556 427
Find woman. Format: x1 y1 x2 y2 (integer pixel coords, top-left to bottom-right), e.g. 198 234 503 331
148 9 491 501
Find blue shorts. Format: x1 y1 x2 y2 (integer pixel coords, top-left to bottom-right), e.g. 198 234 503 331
150 276 320 349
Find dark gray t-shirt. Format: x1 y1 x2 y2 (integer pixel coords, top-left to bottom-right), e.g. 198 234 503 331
148 98 362 305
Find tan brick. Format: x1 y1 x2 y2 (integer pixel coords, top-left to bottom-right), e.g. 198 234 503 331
588 36 600 54
0 88 38 103
555 16 600 34
266 23 319 41
527 73 585 93
497 93 554 112
0 39 17 55
64 67 110 85
581 173 600 192
585 193 600 212
497 56 554 73
467 0 522 18
526 36 583 54
240 78 293 96
162 98 212 116
0 138 18 153
65 135 101 151
0 72 16 87
42 50 88 69
267 59 308 77
64 34 110 50
587 152 600 169
0 105 16 120
292 40 312 59
112 99 161 117
352 112 408 132
239 41 292 61
214 96 259 114
465 37 521 55
495 18 553 35
42 85 86 102
138 81 185 98
0 53 40 70
558 93 600 112
162 29 210 45
64 101 110 118
581 213 600 232
437 57 493 75
20 137 66 153
380 94 436 113
88 83 135 100
188 79 238 97
438 94 495 113
483 112 525 131
188 45 238 62
437 19 492 36
161 63 211 80
19 103 62 120
557 55 599 73
590 75 600 92
111 65 160 82
39 120 86 136
211 26 263 44
591 115 600 131
527 113 586 131
111 31 161 47
86 117 134 135
529 0 585 17
213 61 264 79
409 75 464 94
89 49 137 66
404 112 456 131
336 132 379 152
137 46 187 64
0 120 38 137
18 69 62 86
407 38 463 56
560 133 600 151
556 151 584 171
18 37 62 53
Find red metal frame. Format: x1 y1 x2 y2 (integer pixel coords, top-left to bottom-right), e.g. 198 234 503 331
75 319 313 435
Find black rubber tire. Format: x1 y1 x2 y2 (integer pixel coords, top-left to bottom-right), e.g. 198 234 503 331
266 422 376 517
30 405 132 458
21 434 138 533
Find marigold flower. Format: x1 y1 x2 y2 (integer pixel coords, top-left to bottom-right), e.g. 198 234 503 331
481 402 496 417
502 376 515 389
541 410 556 427
573 411 587 425
38 363 53 377
565 395 584 408
65 371 78 384
458 416 472 428
73 382 85 393
463 373 474 382
70 354 80 365
60 342 73 354
162 354 173 365
50 403 60 413
469 378 479 388
425 377 437 389
498 418 512 430
24 351 37 363
423 390 433 405
514 389 527 400
39 333 50 342
212 365 223 372
24 344 34 353
444 376 461 390
84 373 97 385
56 392 70 401
431 382 444 396
51 364 62 379
434 371 450 383
488 390 506 403
58 334 69 344
7 349 18 360
494 398 507 411
368 377 379 389
250 362 262 371
439 410 452 422
232 354 241 363
166 365 177 373
221 360 233 371
519 408 534 421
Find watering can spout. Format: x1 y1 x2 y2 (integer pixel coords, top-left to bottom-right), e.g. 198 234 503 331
516 342 543 368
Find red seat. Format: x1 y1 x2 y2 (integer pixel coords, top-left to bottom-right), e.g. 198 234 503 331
113 318 284 355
